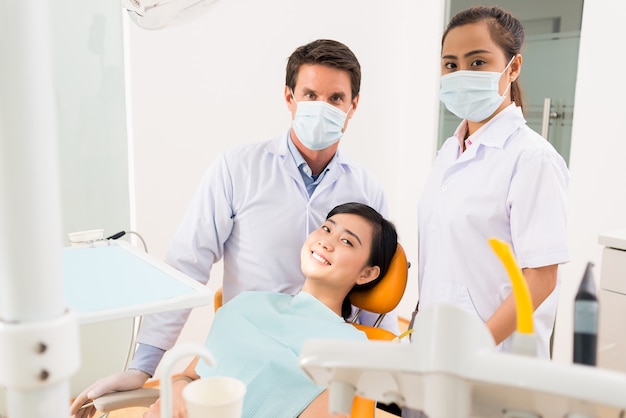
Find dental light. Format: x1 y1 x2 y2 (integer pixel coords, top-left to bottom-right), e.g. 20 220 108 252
121 0 218 30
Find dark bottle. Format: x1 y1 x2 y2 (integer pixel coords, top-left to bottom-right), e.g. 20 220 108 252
573 262 599 366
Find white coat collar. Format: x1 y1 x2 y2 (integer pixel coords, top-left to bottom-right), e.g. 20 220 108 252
467 104 527 150
265 129 358 175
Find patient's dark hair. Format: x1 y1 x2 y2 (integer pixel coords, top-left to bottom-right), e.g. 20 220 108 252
326 202 398 320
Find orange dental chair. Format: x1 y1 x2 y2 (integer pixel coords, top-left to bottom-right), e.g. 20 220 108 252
88 243 409 417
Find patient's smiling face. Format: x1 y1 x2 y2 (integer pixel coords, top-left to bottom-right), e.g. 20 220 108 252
300 213 378 289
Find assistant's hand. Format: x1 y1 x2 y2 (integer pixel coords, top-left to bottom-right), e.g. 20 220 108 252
142 380 189 418
70 369 150 417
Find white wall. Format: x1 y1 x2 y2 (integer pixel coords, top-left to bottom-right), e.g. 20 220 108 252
128 0 444 364
129 0 626 368
551 0 626 363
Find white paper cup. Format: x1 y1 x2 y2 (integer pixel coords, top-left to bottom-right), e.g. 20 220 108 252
67 229 104 247
183 377 246 418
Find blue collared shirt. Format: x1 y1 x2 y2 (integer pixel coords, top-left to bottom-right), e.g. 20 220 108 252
286 136 331 197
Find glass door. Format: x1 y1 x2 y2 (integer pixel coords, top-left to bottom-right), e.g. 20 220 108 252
438 0 584 165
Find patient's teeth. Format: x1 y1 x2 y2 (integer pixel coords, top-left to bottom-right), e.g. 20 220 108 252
312 252 329 264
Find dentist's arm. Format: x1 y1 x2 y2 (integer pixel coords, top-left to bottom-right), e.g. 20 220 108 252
70 369 150 418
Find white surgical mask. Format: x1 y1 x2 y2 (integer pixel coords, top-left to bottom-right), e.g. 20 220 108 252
291 92 350 151
439 56 514 122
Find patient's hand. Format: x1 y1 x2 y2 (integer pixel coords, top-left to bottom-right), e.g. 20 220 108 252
143 380 188 418
69 369 150 417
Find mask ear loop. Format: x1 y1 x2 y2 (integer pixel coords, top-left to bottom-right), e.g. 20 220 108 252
499 55 517 98
502 55 516 74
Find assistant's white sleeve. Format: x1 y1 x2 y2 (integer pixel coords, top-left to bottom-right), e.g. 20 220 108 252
508 147 570 268
136 153 235 351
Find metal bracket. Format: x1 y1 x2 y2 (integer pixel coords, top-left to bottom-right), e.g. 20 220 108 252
0 310 80 389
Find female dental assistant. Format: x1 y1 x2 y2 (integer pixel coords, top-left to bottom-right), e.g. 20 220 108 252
417 6 569 359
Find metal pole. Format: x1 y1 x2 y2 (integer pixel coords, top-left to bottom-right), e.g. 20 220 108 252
541 97 552 139
0 1 79 417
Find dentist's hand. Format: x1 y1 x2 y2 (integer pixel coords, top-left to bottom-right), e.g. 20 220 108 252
70 369 150 418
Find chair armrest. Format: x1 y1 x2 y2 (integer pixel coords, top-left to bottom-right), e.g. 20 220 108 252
92 387 160 412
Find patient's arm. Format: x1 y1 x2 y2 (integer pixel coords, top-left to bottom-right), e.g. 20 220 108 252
299 390 348 418
143 357 200 418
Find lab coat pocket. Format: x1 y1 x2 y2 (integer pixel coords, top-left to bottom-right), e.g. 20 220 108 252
434 282 481 318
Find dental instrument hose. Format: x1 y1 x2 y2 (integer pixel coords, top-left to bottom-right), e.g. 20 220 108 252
105 230 149 373
488 238 536 356
106 230 148 253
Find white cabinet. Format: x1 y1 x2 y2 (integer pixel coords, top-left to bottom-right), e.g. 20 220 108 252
597 228 626 373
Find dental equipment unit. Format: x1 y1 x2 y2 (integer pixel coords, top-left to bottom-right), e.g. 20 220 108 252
299 239 626 417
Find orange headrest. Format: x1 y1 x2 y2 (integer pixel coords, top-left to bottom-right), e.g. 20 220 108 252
349 243 408 315
214 287 223 312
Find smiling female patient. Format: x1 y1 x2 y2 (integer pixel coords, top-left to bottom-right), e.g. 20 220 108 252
142 202 398 418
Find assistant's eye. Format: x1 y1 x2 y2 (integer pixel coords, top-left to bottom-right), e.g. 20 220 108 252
470 59 487 67
443 61 457 70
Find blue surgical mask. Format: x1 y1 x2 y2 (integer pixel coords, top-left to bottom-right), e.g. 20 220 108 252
439 56 514 122
291 92 350 151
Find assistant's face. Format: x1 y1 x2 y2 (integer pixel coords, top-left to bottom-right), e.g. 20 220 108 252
441 22 516 98
300 213 375 288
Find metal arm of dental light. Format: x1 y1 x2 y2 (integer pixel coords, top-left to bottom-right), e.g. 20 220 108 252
121 0 218 30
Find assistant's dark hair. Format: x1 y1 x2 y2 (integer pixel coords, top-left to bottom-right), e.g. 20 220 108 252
326 202 398 320
286 39 361 100
443 6 526 112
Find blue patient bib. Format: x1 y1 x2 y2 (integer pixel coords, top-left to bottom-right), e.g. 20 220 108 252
195 291 366 417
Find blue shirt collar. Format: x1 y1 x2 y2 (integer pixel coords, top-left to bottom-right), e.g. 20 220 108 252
286 134 335 196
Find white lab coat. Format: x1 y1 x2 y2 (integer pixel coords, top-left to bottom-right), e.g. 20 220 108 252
137 130 396 354
418 104 570 358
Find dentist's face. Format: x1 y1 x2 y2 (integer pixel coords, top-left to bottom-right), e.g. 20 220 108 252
300 213 376 289
285 64 359 134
